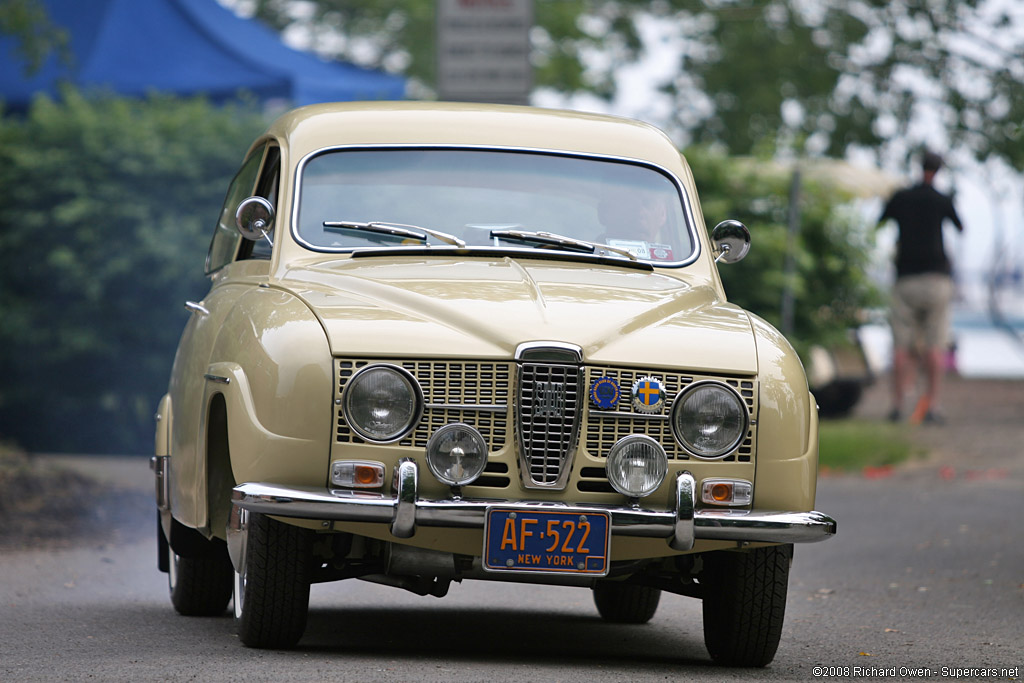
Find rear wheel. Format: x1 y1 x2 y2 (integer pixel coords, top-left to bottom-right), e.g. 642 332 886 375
233 511 313 649
168 544 233 617
701 545 792 667
592 582 661 624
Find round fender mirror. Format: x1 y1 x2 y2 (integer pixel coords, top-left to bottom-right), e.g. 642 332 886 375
235 196 275 243
710 220 751 264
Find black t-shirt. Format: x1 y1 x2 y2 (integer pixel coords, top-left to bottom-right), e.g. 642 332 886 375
880 182 963 277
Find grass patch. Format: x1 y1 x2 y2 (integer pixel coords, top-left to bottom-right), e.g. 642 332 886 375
818 420 920 472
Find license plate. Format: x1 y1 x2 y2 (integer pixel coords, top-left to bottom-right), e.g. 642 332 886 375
483 508 610 575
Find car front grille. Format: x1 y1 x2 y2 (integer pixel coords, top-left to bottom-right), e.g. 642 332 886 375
516 362 583 488
335 359 756 492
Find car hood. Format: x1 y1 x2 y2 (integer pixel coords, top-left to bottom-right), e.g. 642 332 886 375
279 256 757 374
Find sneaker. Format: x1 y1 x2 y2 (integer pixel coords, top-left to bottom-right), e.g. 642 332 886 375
887 408 901 423
923 410 946 425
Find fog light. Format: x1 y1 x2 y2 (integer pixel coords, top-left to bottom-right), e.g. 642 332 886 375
426 423 488 487
700 478 752 506
605 435 668 498
332 460 385 489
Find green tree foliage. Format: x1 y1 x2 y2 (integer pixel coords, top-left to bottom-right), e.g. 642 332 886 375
0 0 70 74
687 147 880 354
243 0 1024 169
0 90 265 453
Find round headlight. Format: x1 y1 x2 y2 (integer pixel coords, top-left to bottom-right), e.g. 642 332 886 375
343 365 422 442
672 381 748 458
426 423 488 487
606 435 668 498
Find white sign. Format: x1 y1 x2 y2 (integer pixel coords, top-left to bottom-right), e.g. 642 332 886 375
437 0 533 104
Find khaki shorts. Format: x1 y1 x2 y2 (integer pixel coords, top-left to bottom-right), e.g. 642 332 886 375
890 274 954 350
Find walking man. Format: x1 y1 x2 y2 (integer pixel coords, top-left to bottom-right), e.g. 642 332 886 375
879 151 964 424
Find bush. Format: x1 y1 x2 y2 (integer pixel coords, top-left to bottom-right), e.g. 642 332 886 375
0 88 265 453
686 148 881 356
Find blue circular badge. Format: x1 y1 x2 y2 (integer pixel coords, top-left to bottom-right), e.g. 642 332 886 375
590 376 620 410
631 376 664 413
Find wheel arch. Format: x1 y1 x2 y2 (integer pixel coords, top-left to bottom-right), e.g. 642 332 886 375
206 392 235 543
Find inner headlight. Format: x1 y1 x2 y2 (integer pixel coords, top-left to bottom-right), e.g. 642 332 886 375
605 435 668 498
426 423 488 487
343 364 422 442
671 381 748 458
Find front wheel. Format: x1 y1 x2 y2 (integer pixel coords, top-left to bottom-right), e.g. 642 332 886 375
701 545 792 667
233 511 313 649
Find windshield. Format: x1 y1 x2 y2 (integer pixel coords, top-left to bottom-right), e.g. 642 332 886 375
294 149 696 264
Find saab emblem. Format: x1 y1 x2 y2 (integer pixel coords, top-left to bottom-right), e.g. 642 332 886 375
589 376 620 410
535 381 566 417
631 376 664 413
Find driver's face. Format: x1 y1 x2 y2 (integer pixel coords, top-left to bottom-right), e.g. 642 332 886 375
637 198 667 241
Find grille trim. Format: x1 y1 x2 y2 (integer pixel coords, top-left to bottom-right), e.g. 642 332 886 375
516 362 583 490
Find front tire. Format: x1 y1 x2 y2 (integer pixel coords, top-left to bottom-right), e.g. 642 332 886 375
592 582 661 624
701 545 792 667
233 511 313 649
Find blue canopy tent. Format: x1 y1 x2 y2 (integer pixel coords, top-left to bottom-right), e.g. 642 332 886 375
0 0 405 109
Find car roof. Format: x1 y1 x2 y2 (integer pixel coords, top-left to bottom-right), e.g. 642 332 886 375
265 101 686 171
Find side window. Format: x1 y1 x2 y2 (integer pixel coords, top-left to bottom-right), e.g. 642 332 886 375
206 144 267 275
239 145 281 262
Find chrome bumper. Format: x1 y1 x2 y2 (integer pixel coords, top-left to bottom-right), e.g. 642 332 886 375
231 460 836 551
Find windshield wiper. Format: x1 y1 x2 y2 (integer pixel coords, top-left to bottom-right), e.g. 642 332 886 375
489 229 637 261
324 220 466 248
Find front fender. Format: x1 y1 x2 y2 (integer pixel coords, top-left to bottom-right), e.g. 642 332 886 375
748 314 819 512
206 288 333 504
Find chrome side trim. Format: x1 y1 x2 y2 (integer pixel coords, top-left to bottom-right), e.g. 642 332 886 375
204 374 230 385
150 455 170 511
184 301 209 316
232 463 836 547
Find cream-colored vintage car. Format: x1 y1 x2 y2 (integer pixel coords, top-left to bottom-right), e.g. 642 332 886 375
152 102 835 665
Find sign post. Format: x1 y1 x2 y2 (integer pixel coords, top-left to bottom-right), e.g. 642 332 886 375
437 0 533 105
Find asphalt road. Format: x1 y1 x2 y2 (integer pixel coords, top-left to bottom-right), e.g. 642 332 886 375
1 455 1021 682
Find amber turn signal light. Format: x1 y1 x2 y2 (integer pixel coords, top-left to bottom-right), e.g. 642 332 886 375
331 460 385 489
700 478 753 506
